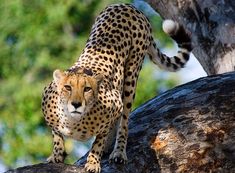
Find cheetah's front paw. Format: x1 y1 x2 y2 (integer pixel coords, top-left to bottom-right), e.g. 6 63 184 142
85 162 101 173
109 150 127 164
46 153 66 163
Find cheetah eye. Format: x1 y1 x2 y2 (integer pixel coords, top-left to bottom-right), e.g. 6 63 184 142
84 87 92 92
64 85 72 91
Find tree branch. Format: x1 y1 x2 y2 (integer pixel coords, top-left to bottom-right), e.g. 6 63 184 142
6 71 235 173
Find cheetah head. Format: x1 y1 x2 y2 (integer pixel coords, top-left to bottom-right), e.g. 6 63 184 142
53 68 103 119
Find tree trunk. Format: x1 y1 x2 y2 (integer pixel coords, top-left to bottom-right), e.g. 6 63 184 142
6 71 235 173
146 0 235 75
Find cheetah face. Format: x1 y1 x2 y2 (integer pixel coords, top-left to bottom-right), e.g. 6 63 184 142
53 69 103 119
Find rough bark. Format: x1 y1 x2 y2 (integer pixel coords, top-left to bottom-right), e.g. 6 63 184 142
146 0 235 75
6 71 235 173
5 163 84 173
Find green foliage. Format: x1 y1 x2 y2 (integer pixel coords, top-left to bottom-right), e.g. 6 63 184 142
133 60 179 109
0 0 179 170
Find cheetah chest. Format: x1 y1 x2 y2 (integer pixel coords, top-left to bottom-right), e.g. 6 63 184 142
56 110 114 141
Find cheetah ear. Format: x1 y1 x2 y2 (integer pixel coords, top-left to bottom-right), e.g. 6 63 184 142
53 69 65 84
95 74 103 86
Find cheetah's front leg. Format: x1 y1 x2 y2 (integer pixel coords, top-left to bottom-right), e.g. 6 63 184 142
47 130 67 163
85 133 108 173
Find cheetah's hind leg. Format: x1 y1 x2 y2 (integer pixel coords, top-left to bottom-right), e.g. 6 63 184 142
108 117 128 164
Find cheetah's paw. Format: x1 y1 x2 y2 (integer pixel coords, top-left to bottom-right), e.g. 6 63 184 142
85 162 101 173
109 150 127 164
46 154 65 163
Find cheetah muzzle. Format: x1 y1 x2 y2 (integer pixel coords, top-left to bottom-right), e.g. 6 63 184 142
42 3 192 173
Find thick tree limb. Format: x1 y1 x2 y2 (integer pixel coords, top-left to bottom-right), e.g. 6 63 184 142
146 0 235 75
5 163 84 173
6 72 235 173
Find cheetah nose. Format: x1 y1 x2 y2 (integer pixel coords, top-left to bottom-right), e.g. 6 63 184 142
71 102 82 109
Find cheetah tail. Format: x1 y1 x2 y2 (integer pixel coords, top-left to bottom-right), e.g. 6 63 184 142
148 19 192 72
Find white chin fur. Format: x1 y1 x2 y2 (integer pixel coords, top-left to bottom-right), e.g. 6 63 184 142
162 19 179 35
70 112 83 120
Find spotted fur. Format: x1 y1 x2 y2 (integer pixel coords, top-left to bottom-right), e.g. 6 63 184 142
42 3 192 173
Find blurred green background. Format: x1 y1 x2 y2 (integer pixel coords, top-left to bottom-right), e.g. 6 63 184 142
0 0 180 170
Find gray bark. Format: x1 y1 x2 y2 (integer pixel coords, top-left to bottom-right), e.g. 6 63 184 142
5 163 83 173
6 71 235 173
146 0 235 75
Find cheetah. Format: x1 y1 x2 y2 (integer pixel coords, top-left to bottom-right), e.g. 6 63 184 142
42 3 192 173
